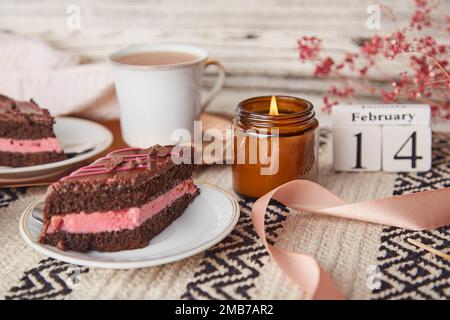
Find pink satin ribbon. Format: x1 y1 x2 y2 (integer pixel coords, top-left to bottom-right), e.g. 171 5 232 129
251 180 450 299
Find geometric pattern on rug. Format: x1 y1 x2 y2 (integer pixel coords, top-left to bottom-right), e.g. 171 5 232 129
372 133 450 299
181 199 289 299
0 187 27 209
6 258 89 300
1 184 89 300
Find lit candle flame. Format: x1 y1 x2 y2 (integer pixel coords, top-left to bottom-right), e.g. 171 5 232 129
269 95 279 116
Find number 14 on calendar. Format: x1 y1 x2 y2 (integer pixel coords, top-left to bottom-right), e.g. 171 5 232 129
332 105 432 172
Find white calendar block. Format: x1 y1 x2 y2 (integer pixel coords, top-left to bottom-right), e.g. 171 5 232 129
382 126 432 172
333 126 382 171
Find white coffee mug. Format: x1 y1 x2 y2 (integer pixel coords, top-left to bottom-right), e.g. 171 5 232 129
109 44 226 147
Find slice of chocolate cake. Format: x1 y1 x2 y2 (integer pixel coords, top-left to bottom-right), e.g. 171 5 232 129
40 145 200 252
0 94 66 167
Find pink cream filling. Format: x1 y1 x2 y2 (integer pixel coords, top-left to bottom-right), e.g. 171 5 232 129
0 137 63 153
47 179 197 234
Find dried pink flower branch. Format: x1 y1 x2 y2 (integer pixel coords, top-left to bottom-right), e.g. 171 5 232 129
297 0 450 119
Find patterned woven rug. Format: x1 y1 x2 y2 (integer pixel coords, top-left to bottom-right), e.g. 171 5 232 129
0 131 448 300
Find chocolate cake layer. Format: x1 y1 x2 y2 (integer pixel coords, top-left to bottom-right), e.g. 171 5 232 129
41 191 199 252
0 118 56 139
44 163 194 218
0 151 66 167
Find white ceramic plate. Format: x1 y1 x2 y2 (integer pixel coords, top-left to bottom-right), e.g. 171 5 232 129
0 117 113 182
19 182 240 269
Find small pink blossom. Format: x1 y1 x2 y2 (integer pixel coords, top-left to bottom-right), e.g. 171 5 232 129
361 36 384 55
329 85 354 98
297 36 321 61
321 96 338 112
314 57 334 76
411 0 432 30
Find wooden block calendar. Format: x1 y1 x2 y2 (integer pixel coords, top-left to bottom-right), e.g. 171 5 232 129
332 104 432 172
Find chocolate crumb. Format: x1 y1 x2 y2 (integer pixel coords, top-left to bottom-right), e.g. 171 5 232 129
161 157 171 166
123 160 136 169
148 145 161 157
156 146 170 157
171 146 184 158
105 155 124 171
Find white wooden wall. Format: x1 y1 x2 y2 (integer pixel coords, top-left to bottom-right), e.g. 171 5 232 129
0 0 448 117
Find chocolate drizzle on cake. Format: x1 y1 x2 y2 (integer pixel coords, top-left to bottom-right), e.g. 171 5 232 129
105 155 124 171
62 144 189 181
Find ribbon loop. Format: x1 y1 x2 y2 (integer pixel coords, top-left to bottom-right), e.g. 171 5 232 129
251 179 450 299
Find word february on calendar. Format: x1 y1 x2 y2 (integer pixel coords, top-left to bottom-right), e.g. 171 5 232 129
332 104 432 172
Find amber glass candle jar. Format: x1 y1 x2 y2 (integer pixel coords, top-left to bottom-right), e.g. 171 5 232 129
232 95 318 198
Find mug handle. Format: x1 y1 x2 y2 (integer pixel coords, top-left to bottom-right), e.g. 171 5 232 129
200 59 226 111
